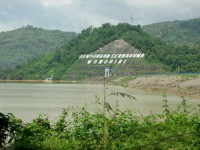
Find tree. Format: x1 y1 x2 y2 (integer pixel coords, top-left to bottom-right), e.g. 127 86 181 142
0 113 9 148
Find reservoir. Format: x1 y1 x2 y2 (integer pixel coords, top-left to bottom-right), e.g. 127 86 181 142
0 83 199 122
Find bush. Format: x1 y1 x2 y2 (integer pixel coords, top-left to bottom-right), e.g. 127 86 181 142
0 113 9 148
3 97 200 149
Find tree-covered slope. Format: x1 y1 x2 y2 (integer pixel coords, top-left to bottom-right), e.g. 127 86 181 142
0 25 75 74
66 39 161 80
143 18 200 46
2 23 200 80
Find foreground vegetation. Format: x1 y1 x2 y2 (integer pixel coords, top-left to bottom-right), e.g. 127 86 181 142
1 95 200 149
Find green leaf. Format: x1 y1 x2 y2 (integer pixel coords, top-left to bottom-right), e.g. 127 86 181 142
109 92 137 100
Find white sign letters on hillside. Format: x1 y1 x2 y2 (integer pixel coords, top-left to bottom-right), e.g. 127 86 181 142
79 53 144 65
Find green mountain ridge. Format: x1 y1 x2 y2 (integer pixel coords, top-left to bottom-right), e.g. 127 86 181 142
143 18 200 45
0 25 75 75
2 20 200 80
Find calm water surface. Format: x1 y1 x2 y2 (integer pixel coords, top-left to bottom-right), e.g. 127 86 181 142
0 83 199 122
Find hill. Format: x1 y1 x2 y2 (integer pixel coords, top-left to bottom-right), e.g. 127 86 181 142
66 39 160 79
143 18 200 46
2 23 200 80
0 25 75 75
1 23 163 80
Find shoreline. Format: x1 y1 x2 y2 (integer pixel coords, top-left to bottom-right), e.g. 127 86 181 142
79 75 200 99
0 79 76 84
1 74 200 99
117 75 200 99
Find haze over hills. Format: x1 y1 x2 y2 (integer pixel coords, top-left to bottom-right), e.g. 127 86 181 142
1 18 200 80
143 18 200 46
0 25 75 75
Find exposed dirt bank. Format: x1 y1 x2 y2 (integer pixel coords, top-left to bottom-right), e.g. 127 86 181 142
80 75 200 98
121 75 200 98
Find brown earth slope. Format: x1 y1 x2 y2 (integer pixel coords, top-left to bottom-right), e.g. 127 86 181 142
92 39 141 53
124 75 200 98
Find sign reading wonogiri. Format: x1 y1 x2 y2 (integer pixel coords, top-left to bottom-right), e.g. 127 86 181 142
66 39 161 79
79 53 145 65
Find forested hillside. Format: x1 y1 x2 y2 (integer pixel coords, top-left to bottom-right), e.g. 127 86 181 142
2 23 200 80
66 39 161 80
0 25 75 75
143 18 200 46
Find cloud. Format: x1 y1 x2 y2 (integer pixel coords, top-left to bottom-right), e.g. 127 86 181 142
119 0 200 24
0 0 199 32
121 0 172 8
0 23 17 32
40 0 73 7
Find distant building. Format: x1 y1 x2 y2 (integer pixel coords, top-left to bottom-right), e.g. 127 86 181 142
105 67 112 77
43 74 53 83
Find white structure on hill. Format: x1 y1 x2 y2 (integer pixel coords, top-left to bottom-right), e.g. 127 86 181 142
43 74 53 83
105 67 112 77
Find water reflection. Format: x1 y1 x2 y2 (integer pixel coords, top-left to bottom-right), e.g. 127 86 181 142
0 83 199 122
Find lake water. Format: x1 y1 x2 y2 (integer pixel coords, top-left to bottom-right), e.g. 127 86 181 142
0 83 199 122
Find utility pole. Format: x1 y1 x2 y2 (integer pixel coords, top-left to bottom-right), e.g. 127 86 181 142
177 65 180 73
176 63 180 74
103 76 106 116
130 16 133 37
130 16 133 25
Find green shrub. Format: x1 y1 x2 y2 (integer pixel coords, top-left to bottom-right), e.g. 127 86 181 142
3 96 200 149
0 113 9 148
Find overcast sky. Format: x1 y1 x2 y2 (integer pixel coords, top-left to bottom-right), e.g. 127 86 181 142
0 0 200 32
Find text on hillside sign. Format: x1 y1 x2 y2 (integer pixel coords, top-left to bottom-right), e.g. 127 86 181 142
79 53 144 65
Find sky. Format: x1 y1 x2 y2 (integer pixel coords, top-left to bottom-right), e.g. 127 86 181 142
0 0 200 33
